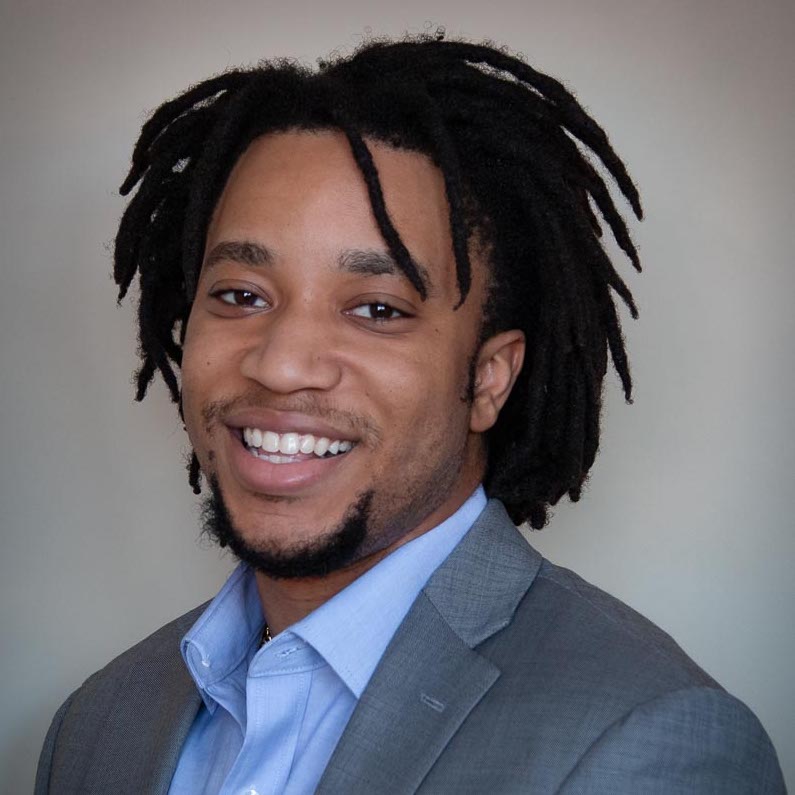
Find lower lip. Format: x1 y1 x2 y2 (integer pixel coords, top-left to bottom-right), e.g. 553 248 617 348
225 428 352 495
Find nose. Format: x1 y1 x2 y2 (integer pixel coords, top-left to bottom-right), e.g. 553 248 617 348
239 304 343 394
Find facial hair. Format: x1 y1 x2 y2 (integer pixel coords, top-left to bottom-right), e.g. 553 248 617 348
201 476 373 579
197 347 481 578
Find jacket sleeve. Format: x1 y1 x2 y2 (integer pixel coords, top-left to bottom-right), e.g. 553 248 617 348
558 686 787 794
34 689 80 795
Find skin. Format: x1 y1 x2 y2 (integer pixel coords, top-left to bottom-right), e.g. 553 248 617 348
181 130 525 633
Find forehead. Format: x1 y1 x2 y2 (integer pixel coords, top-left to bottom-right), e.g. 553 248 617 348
204 129 462 297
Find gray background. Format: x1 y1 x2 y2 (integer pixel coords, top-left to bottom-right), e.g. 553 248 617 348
1 0 793 790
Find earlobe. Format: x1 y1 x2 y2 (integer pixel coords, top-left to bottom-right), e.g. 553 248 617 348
470 330 525 433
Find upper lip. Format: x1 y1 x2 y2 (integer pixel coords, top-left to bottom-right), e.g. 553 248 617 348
225 409 358 441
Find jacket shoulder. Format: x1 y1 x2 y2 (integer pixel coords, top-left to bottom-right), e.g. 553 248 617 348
558 685 788 794
36 603 207 794
424 547 785 792
56 601 207 715
80 601 207 687
529 558 717 689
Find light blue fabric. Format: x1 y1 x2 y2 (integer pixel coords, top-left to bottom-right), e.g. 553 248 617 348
168 487 487 795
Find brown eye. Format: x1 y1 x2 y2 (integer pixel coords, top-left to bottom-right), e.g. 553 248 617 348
213 289 267 308
349 302 405 321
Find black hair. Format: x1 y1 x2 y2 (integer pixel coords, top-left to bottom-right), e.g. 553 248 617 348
114 33 642 529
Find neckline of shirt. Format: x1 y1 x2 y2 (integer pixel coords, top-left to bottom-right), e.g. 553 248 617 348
182 486 487 703
275 486 486 698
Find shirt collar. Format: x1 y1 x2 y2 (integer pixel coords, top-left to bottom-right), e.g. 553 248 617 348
291 486 486 698
180 563 263 711
181 486 487 706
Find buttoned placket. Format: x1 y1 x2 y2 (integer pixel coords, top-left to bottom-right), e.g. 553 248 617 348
215 632 328 795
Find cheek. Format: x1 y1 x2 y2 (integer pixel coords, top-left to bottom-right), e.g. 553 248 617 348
363 342 471 446
180 339 208 419
182 312 244 392
180 322 234 446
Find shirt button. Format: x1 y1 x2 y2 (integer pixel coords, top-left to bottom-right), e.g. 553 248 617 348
245 790 259 795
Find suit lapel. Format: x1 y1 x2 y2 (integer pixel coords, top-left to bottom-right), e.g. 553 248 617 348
317 500 542 795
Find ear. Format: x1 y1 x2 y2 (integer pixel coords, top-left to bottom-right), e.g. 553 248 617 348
470 329 525 433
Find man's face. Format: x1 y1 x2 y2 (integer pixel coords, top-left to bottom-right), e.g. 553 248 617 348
181 130 497 577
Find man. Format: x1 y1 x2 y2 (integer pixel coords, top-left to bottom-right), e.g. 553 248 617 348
36 35 785 794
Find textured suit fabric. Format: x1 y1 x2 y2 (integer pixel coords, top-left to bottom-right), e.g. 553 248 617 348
36 500 787 794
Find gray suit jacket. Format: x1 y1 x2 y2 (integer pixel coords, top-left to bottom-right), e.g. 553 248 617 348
36 500 786 793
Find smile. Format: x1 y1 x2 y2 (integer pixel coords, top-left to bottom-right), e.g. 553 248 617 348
242 427 356 464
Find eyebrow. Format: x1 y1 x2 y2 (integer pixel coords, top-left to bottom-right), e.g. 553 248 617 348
204 240 272 269
203 239 433 296
338 249 432 295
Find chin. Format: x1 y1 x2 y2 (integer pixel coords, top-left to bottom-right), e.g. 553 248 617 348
201 476 374 579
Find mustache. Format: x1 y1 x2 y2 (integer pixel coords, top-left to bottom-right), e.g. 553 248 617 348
200 387 382 447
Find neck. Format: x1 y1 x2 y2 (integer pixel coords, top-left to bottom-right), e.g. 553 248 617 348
254 472 483 634
255 511 451 634
254 549 392 635
256 446 485 636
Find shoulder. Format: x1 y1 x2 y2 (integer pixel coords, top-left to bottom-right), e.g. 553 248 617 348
524 561 787 792
524 557 716 689
557 684 787 793
436 543 786 792
36 603 206 793
471 553 723 729
67 601 206 703
479 554 723 725
435 499 725 712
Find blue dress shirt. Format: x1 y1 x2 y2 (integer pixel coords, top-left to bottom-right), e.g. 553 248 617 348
168 487 487 795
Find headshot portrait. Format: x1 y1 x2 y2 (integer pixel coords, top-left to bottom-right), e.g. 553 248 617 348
1 1 792 792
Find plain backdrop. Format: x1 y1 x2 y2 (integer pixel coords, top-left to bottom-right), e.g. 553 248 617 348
1 0 793 790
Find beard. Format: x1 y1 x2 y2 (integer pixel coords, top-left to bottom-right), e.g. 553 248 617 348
201 476 373 579
195 352 480 580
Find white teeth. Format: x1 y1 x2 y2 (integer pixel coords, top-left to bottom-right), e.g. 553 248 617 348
314 437 330 456
242 427 354 459
279 433 300 455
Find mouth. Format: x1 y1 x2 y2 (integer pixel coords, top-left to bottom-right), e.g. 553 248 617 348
237 426 357 464
220 411 365 496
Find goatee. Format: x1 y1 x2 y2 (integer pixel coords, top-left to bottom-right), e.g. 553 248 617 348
201 476 372 579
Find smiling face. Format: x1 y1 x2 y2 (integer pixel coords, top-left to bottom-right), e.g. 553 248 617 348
181 130 523 579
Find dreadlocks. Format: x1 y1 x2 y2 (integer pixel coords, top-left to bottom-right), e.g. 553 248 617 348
114 34 642 529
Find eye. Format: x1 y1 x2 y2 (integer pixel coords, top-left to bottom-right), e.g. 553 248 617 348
347 302 407 322
211 289 268 309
